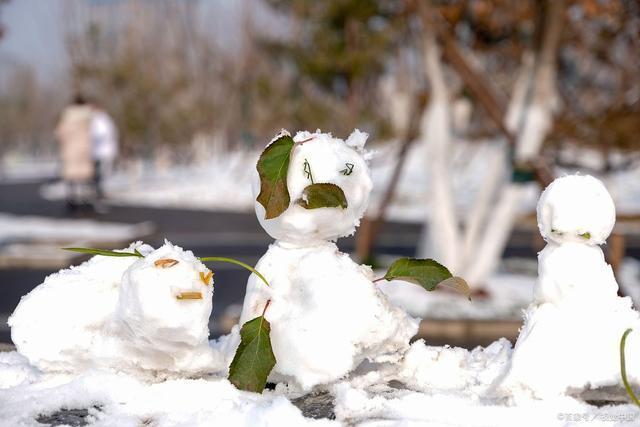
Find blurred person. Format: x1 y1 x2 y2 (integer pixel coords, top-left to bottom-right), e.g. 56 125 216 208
54 94 94 212
90 103 118 211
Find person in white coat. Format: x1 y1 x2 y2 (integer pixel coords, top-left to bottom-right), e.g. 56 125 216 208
90 104 119 204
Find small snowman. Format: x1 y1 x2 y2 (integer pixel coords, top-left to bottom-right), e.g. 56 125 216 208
10 241 222 376
237 130 419 391
497 174 640 398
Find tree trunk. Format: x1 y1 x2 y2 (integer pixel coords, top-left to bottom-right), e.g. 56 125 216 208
417 34 460 273
462 0 564 287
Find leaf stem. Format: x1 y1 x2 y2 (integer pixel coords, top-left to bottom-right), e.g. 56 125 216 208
372 277 386 283
262 299 271 316
199 256 270 288
620 328 640 407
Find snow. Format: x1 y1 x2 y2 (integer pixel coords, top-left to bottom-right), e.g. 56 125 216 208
114 242 219 373
6 151 640 424
537 174 616 245
0 157 58 182
3 339 640 426
496 174 640 398
239 241 418 391
0 213 153 245
9 241 225 376
0 355 333 426
379 272 534 320
254 130 373 245
35 139 640 225
240 131 417 391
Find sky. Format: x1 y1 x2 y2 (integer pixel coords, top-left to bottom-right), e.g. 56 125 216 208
0 0 274 85
0 0 68 81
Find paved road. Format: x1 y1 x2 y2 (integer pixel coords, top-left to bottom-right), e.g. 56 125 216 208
1 180 639 344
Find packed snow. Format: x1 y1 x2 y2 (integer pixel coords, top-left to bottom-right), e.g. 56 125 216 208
2 339 639 426
9 241 226 376
497 174 640 398
240 130 418 391
6 154 640 425
240 241 417 391
254 130 372 244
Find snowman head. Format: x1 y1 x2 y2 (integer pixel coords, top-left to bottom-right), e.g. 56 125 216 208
116 241 213 347
253 130 373 245
537 174 615 245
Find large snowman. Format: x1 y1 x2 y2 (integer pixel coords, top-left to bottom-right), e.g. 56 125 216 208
497 174 640 398
238 130 418 391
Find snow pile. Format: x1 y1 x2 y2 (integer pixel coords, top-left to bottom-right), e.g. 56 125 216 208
239 130 418 391
396 338 512 392
3 339 639 426
497 174 640 398
0 356 333 426
9 241 223 376
0 213 153 245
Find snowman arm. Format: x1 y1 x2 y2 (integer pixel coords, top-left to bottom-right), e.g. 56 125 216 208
199 256 270 288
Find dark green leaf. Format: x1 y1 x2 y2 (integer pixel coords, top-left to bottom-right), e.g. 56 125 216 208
256 131 295 219
228 315 276 393
383 258 471 299
63 247 144 258
297 183 348 210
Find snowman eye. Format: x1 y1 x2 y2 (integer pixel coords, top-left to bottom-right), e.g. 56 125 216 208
303 158 314 184
340 163 354 176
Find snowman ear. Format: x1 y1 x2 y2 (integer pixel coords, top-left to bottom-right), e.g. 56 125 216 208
346 129 368 151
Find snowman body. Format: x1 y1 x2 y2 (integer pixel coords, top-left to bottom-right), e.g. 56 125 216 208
239 130 418 390
499 175 640 397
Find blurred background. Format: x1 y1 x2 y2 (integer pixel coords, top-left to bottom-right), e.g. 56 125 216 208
0 0 639 347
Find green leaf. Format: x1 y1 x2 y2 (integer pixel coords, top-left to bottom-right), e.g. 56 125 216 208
579 232 591 240
297 183 348 210
383 258 471 299
256 131 295 219
620 328 640 407
63 247 144 258
228 315 276 393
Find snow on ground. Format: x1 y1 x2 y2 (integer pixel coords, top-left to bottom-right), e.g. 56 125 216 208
41 150 257 213
0 214 153 267
379 272 534 321
2 340 638 427
37 140 640 221
0 156 58 183
0 214 152 244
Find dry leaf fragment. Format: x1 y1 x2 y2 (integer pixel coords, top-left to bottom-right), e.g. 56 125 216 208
200 270 214 286
155 258 179 268
176 292 203 300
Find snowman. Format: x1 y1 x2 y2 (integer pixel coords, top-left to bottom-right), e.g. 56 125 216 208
10 241 222 376
238 130 418 391
497 174 640 398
